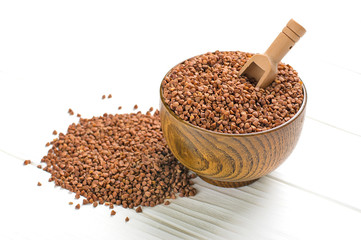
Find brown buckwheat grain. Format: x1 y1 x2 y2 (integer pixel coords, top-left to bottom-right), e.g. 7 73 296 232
135 206 142 213
41 110 196 211
24 160 31 165
162 51 304 134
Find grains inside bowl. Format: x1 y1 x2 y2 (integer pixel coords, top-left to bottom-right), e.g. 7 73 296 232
162 51 304 134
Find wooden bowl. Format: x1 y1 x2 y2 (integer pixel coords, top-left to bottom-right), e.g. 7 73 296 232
160 74 307 188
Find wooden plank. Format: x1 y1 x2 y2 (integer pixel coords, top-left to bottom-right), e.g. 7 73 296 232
1 150 361 240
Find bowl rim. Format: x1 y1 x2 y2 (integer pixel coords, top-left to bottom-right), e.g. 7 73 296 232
160 70 307 138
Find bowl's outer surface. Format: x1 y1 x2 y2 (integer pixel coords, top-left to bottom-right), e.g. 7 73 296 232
160 84 307 187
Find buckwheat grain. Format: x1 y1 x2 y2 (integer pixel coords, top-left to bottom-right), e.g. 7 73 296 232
162 51 304 134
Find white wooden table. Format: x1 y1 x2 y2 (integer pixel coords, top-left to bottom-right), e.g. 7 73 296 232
1 1 361 239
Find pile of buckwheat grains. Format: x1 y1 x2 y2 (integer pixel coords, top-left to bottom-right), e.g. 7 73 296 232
162 51 304 134
41 109 197 212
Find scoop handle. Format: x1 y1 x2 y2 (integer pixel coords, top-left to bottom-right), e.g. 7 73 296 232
265 19 306 65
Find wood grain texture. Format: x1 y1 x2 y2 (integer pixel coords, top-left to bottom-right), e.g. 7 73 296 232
160 85 307 188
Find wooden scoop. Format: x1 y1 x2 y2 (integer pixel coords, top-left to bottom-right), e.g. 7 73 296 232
239 19 306 88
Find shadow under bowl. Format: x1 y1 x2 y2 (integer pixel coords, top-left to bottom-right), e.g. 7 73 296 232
160 78 307 188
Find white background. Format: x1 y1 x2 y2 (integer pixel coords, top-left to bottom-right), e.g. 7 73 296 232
1 0 361 239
